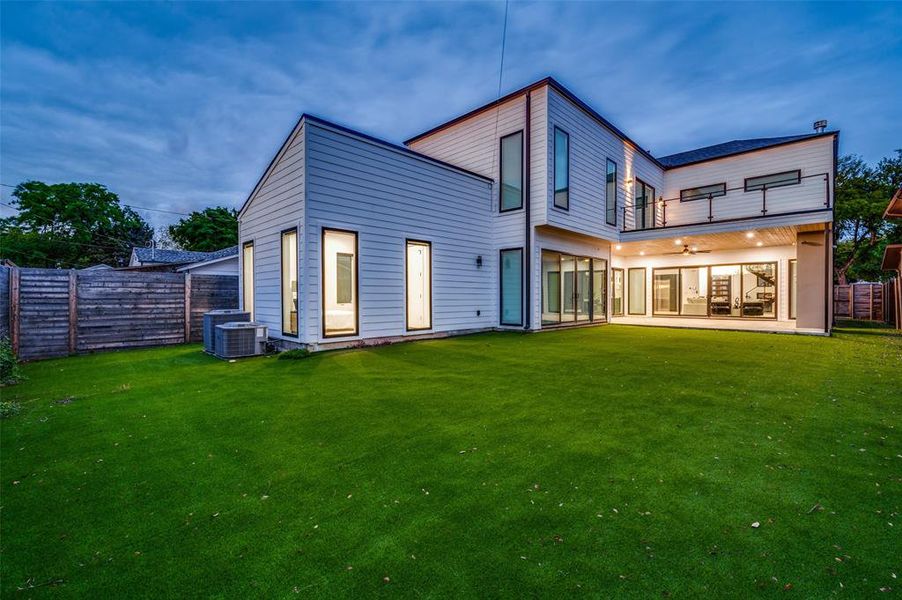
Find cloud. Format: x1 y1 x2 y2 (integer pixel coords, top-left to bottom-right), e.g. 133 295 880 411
1 1 900 228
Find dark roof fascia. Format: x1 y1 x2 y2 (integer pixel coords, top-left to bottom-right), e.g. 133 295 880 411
662 131 840 170
404 76 663 168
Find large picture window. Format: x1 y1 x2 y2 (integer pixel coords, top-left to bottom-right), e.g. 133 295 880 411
628 268 646 315
500 131 523 212
605 159 617 226
541 250 606 325
553 127 569 210
500 248 523 326
322 229 358 337
281 229 298 336
709 262 776 318
242 241 254 320
406 240 432 331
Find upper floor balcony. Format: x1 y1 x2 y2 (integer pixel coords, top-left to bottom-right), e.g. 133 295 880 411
621 171 831 232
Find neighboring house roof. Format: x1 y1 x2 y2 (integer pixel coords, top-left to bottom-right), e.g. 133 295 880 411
404 76 662 168
81 264 114 271
882 245 901 271
131 245 238 265
176 253 239 273
884 187 902 219
657 132 837 168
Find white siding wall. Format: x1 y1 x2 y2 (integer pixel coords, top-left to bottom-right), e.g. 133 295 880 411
237 122 305 342
545 87 665 239
660 136 835 227
611 245 797 322
304 121 494 344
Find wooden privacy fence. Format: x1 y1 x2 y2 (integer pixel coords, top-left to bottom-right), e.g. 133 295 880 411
833 282 888 321
2 266 238 360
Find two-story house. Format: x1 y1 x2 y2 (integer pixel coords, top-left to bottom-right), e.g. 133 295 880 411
238 77 836 350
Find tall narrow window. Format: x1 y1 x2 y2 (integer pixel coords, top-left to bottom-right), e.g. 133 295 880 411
634 179 656 230
789 259 798 319
500 248 523 326
242 241 254 320
628 268 646 315
406 240 432 330
612 268 624 316
281 229 298 336
592 259 607 321
553 127 569 209
500 131 523 212
323 229 358 337
606 159 617 226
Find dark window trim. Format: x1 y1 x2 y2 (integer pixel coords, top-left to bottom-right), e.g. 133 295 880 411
605 158 618 226
280 227 299 337
553 126 570 211
627 267 647 315
788 259 797 320
679 182 727 203
242 240 255 319
645 261 778 320
499 130 524 213
612 267 625 316
321 227 360 339
651 267 682 316
744 169 801 192
539 248 608 327
634 178 656 230
405 238 433 332
499 247 524 326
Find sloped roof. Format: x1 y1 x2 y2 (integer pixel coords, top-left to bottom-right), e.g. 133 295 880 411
657 132 835 168
132 245 238 265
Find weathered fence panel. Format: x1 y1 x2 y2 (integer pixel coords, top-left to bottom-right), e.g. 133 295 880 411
188 275 239 342
77 271 187 352
833 282 887 321
19 269 71 360
6 267 238 360
0 266 9 339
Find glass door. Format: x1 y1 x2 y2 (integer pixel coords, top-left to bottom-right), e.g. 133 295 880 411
561 255 576 322
576 257 591 322
612 268 624 316
592 259 607 322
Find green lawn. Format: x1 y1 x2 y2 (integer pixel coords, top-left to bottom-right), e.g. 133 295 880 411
1 325 900 597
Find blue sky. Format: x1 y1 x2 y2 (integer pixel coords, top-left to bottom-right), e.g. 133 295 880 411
1 1 900 228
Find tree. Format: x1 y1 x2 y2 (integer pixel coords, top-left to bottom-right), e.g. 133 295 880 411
833 150 902 284
167 206 238 252
0 181 153 268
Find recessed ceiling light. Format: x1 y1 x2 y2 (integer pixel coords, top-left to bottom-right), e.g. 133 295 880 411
639 251 645 256
691 246 698 252
615 244 622 251
746 232 755 239
756 241 763 247
675 239 682 245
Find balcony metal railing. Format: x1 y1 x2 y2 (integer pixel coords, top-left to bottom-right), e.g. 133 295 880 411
621 172 831 232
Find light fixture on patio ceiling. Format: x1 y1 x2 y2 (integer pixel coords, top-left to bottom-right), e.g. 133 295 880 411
664 244 711 256
745 231 755 239
756 241 763 247
674 239 683 245
615 244 622 251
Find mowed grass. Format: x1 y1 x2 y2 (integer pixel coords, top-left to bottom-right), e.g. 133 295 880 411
1 325 900 598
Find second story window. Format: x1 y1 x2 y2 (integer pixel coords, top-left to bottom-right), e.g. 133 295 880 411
681 183 726 202
500 131 523 212
744 170 801 192
605 159 617 226
554 127 569 210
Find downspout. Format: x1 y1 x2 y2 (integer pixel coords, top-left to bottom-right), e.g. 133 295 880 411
524 91 532 330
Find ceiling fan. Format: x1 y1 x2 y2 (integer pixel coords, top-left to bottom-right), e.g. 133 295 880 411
664 244 711 256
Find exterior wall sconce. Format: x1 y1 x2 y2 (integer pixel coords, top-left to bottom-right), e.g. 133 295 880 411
476 255 483 268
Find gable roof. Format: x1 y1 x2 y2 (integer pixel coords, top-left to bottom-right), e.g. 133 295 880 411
884 187 902 219
132 245 238 265
237 113 493 219
657 132 837 169
404 76 663 168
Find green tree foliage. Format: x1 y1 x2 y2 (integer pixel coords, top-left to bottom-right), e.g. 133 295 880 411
167 206 238 252
833 150 902 283
0 181 153 268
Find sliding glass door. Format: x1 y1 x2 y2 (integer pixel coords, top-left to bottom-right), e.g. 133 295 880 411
653 262 776 319
612 268 624 316
541 250 606 326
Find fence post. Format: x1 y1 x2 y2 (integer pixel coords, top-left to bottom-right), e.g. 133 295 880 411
849 284 854 319
869 284 874 321
68 270 77 353
9 267 20 354
184 273 192 343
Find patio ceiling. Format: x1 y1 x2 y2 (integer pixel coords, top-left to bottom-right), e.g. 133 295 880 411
612 224 819 257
